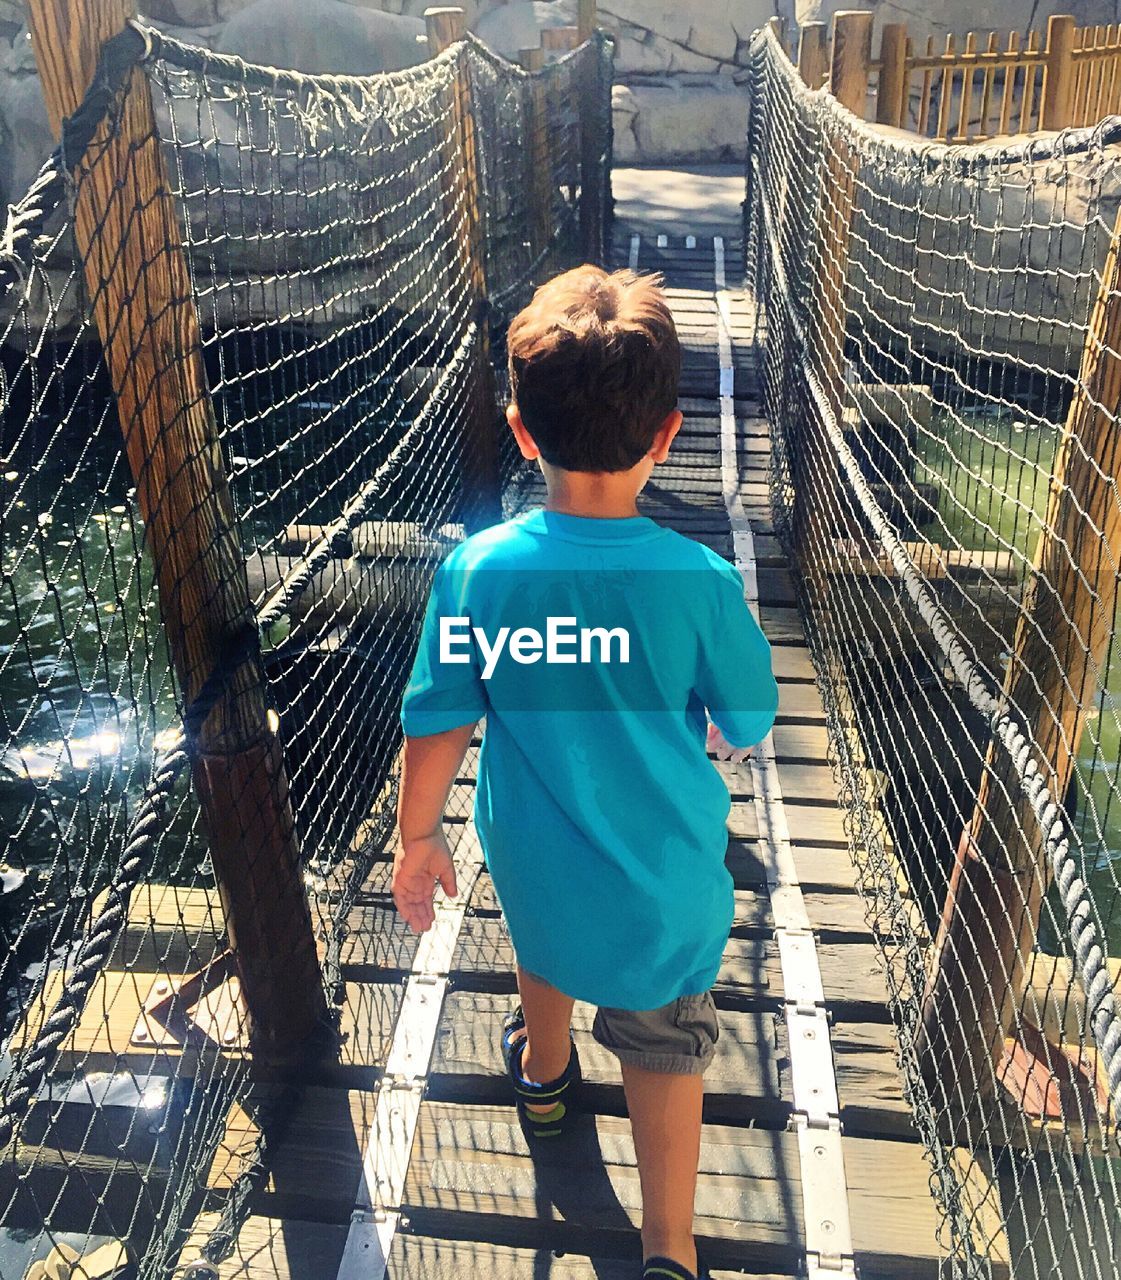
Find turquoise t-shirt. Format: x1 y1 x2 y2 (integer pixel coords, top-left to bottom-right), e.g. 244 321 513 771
400 509 778 1010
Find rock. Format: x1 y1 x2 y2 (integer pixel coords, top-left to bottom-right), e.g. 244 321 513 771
471 0 576 61
142 0 222 26
848 146 1121 375
615 75 748 164
599 0 772 66
0 33 54 215
217 0 427 75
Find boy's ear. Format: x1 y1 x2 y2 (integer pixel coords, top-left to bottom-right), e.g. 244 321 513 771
507 404 540 461
649 408 683 464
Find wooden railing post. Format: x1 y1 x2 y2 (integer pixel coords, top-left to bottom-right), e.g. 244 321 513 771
797 21 829 90
921 205 1121 1112
425 6 503 528
577 0 595 45
876 22 909 126
26 0 328 1057
790 9 872 562
831 9 874 116
1041 13 1077 130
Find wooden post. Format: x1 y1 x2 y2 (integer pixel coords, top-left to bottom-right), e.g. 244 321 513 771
1041 13 1077 130
876 22 909 126
798 21 829 89
830 9 874 116
425 7 503 528
542 26 579 54
921 205 1121 1111
790 9 870 565
577 0 596 44
26 0 327 1056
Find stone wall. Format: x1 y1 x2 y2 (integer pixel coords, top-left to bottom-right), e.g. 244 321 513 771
2 0 1119 210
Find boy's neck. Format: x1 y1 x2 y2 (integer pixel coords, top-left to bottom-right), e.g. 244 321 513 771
541 463 646 520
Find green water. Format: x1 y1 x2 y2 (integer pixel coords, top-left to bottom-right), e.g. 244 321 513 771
915 407 1121 954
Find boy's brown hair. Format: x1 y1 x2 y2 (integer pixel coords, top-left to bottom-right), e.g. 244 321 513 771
506 265 681 473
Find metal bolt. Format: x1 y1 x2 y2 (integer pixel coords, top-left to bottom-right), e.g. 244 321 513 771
821 1219 835 1234
134 1026 149 1042
153 980 170 995
222 1027 238 1045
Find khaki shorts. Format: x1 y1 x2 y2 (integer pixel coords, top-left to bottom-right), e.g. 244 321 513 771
592 992 719 1076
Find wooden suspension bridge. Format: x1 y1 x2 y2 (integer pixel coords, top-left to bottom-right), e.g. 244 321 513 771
3 5 1120 1279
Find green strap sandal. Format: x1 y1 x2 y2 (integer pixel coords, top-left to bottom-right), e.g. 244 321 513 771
642 1259 703 1280
501 1006 581 1139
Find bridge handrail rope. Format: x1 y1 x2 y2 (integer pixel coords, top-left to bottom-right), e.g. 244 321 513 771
749 15 1121 1276
0 0 613 1271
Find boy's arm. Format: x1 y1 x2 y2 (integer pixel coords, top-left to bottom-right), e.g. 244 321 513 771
697 568 779 751
394 722 477 932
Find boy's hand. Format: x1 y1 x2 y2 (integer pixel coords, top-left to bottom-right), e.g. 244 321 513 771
707 721 753 766
392 829 459 933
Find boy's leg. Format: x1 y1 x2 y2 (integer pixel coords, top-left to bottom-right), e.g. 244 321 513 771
593 993 717 1275
621 1064 702 1273
515 965 576 1112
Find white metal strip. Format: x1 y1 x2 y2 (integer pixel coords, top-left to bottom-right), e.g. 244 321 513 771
336 821 485 1280
657 233 668 247
629 233 640 271
713 236 856 1275
685 234 696 249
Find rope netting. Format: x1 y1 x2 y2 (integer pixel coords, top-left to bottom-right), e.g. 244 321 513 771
747 24 1120 1278
0 21 612 1277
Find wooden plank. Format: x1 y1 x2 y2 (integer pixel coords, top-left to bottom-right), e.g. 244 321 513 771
179 1214 348 1278
729 799 849 847
772 645 816 681
435 915 896 1014
388 1236 760 1279
402 1102 992 1277
427 991 913 1136
775 682 827 723
8 968 399 1079
759 606 805 645
206 1086 377 1219
465 875 876 943
428 992 785 1125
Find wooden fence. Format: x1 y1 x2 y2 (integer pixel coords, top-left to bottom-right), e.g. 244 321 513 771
793 11 1121 142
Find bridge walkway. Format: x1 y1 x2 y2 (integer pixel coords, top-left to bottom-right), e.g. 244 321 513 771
157 190 1008 1278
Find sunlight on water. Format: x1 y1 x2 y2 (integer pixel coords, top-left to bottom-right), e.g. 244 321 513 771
918 407 1121 955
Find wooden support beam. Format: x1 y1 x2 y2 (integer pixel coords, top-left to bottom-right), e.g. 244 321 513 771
830 9 874 116
921 204 1121 1114
26 0 326 1057
425 6 502 528
876 22 909 126
577 0 596 44
542 25 579 54
797 21 829 90
423 4 464 53
1041 13 1077 130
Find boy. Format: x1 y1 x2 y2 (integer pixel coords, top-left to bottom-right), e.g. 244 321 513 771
393 266 778 1280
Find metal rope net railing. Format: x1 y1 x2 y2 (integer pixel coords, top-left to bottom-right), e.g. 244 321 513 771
0 9 613 1275
747 21 1121 1279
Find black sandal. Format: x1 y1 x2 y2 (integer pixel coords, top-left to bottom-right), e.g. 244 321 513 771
501 1005 581 1139
642 1260 701 1280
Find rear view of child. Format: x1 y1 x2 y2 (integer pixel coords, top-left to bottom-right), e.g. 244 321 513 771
393 266 778 1280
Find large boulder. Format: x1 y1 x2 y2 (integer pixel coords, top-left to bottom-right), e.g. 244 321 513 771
612 75 748 164
471 0 577 61
217 0 427 75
